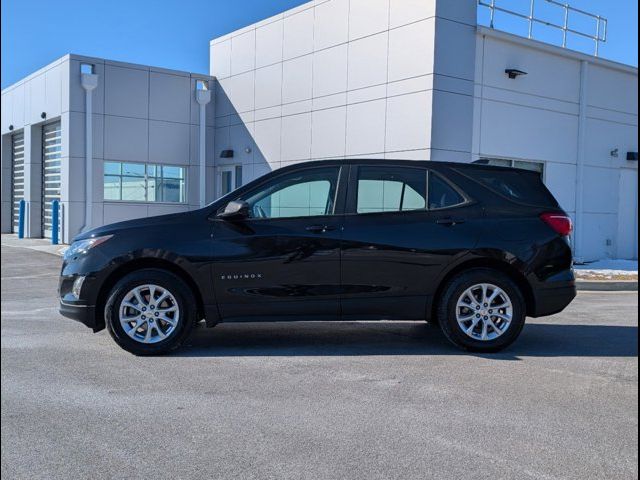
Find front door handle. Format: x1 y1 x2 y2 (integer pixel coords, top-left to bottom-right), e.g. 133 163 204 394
306 225 336 234
436 217 466 226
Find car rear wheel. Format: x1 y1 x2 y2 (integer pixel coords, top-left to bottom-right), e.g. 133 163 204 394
437 268 526 352
105 269 196 355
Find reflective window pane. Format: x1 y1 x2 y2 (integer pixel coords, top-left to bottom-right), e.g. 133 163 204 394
104 162 121 175
428 173 465 210
121 176 146 201
122 163 145 177
104 175 121 200
244 167 339 219
357 167 426 214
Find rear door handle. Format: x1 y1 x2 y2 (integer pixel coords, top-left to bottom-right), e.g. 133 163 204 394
436 217 466 226
306 225 336 234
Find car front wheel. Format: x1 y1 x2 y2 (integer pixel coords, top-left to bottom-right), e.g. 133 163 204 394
437 268 526 352
105 269 196 355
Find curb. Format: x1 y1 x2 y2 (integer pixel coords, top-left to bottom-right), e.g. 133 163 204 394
576 280 638 292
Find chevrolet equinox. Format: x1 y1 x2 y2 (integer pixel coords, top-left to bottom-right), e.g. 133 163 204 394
59 160 576 355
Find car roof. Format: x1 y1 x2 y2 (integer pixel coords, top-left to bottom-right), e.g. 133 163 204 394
275 158 535 175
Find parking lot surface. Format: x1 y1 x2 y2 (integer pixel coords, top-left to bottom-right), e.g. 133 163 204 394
1 244 638 480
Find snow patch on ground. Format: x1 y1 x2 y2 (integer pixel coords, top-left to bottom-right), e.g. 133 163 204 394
575 259 638 280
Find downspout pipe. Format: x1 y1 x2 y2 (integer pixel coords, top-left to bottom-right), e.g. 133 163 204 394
195 81 212 208
80 69 99 232
574 60 588 263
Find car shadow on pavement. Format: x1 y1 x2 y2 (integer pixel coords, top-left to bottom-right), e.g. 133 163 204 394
176 322 638 359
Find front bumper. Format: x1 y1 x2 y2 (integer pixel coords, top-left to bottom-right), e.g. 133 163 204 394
59 301 98 330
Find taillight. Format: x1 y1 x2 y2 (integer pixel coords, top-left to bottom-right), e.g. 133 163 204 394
540 212 573 237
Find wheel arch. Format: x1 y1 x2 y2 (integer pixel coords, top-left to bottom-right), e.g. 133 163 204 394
429 257 534 321
94 257 206 331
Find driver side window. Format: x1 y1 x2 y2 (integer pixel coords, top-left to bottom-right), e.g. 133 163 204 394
242 167 340 219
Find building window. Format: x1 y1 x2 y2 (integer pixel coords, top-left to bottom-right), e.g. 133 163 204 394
104 162 186 203
474 158 545 176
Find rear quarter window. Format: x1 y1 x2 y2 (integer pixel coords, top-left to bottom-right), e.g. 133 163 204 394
456 167 559 208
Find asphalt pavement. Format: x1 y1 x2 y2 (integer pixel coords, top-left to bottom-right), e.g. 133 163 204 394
1 244 638 480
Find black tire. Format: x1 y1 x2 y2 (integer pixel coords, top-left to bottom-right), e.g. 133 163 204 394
105 269 196 355
437 268 526 353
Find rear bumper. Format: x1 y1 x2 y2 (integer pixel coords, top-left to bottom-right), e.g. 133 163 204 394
530 284 577 317
59 301 97 331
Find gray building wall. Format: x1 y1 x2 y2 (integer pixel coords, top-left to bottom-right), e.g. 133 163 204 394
210 0 477 189
210 0 638 260
1 54 215 242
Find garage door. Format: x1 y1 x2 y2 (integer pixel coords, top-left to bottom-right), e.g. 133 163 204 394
11 132 25 233
41 122 62 239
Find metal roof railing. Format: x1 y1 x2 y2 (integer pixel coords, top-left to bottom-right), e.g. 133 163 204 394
478 0 608 56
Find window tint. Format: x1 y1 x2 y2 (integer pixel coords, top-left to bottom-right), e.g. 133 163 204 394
459 166 558 207
428 173 465 210
242 167 339 219
357 167 427 214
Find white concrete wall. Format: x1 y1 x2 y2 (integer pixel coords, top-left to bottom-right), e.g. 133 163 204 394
210 0 477 186
1 54 214 242
1 55 69 238
473 28 638 260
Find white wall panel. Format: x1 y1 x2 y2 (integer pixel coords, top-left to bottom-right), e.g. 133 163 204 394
313 45 348 98
281 113 312 161
480 99 578 163
228 71 255 113
314 0 349 51
544 162 576 212
283 55 313 103
349 0 389 40
588 64 638 115
104 65 149 119
346 99 386 155
231 30 256 75
347 33 389 91
255 64 283 110
148 120 190 165
583 166 619 214
386 91 430 152
45 65 62 119
254 118 282 167
103 116 148 162
256 21 284 68
390 0 434 29
388 19 434 83
28 75 46 125
312 106 347 158
211 40 232 78
283 8 314 60
149 72 190 124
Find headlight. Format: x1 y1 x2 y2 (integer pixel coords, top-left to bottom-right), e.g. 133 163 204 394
64 235 113 260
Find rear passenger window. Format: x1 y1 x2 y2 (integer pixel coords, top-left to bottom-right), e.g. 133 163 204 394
457 167 559 207
357 167 426 214
428 173 465 210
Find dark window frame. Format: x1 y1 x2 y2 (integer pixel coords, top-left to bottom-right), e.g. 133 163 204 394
222 165 348 221
345 164 470 216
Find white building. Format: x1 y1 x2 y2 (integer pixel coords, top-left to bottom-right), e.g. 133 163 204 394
1 55 215 244
2 0 638 261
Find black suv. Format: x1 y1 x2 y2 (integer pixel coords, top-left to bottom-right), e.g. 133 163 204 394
59 160 576 355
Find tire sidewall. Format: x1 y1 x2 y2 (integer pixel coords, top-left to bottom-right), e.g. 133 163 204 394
105 269 195 355
439 269 526 352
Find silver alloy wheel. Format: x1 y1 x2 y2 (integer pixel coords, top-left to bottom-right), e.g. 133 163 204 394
455 283 513 341
118 284 180 344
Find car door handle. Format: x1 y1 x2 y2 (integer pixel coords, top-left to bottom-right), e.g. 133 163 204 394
436 217 466 226
306 225 336 234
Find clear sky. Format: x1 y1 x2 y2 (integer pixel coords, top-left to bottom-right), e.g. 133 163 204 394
2 0 637 88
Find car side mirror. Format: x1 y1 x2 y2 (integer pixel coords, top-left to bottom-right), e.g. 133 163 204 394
217 200 250 220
